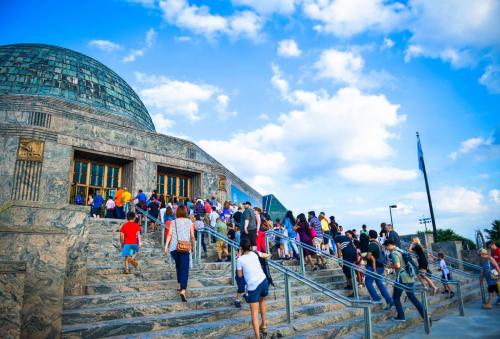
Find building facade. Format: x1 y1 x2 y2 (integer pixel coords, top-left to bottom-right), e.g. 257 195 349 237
0 43 261 208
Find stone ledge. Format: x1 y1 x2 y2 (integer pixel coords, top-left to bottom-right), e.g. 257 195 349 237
0 223 68 235
0 260 26 273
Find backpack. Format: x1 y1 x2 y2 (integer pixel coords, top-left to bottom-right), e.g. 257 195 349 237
253 251 274 286
400 250 418 278
375 242 388 266
309 225 317 238
75 194 83 205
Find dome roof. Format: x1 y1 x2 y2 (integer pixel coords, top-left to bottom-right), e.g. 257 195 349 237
0 43 155 131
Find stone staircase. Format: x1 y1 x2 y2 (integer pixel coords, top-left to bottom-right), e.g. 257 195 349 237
62 218 482 338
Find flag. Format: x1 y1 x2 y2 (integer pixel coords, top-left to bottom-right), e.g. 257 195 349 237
417 134 424 172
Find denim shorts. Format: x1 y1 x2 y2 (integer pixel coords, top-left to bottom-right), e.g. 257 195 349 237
121 244 139 257
245 279 269 303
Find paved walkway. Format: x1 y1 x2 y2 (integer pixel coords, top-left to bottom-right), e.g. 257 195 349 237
401 300 500 338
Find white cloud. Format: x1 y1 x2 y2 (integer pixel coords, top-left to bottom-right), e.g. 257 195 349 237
199 64 408 192
302 0 409 37
405 0 500 68
382 38 395 49
258 113 270 120
88 40 122 52
123 28 157 63
135 72 218 121
449 136 493 160
151 113 175 134
277 39 302 58
490 189 500 205
405 187 487 214
216 94 237 119
338 164 418 184
232 0 296 15
479 65 500 94
314 48 394 90
175 36 192 42
434 187 486 214
159 0 263 41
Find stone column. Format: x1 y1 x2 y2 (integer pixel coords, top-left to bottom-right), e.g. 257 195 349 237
39 140 73 205
132 159 157 197
0 261 26 339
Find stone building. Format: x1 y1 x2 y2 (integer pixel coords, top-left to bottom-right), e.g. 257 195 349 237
0 43 260 338
0 43 261 207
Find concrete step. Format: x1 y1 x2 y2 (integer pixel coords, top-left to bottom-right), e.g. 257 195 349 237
62 286 348 325
62 295 350 338
226 280 481 339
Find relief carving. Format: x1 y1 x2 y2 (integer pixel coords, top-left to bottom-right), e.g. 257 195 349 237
17 139 44 162
218 176 227 192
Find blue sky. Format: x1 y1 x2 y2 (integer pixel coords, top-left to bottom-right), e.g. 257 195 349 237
1 0 499 240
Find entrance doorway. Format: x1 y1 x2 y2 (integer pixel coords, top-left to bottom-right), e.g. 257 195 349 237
157 173 190 204
69 150 132 205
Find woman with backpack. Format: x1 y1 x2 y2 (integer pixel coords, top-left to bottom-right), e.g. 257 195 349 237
294 213 316 270
408 237 438 294
237 238 269 339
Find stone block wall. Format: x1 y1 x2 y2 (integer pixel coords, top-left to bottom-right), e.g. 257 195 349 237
0 261 26 339
0 202 89 338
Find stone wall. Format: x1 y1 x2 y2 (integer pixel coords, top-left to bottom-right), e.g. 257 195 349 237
0 261 26 339
0 135 18 203
0 201 89 338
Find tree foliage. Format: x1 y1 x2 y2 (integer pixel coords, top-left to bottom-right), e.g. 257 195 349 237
483 220 500 243
418 228 476 249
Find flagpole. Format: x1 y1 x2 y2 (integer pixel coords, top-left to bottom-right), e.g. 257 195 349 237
417 132 438 243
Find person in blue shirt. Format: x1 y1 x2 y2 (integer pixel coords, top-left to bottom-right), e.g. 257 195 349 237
283 210 299 260
92 190 104 218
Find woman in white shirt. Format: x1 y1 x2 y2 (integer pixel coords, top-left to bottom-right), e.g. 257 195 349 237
237 238 269 339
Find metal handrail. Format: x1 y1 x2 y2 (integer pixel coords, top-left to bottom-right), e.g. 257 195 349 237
135 206 165 247
199 227 374 338
323 232 469 315
268 230 432 334
400 239 482 272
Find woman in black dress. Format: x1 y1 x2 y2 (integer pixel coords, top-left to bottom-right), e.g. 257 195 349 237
409 237 438 293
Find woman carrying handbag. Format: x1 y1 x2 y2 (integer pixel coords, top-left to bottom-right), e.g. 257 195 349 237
164 205 195 302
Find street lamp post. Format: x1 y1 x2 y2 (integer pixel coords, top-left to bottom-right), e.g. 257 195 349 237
389 205 397 227
419 217 431 233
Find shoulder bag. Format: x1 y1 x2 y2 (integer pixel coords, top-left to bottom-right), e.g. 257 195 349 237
175 219 191 253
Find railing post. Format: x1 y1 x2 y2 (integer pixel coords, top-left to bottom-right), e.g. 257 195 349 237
285 272 293 323
231 243 236 286
363 306 372 339
479 279 486 304
456 282 465 316
196 231 202 265
265 233 270 256
299 245 306 275
161 222 165 249
351 266 359 299
421 289 431 334
143 213 147 238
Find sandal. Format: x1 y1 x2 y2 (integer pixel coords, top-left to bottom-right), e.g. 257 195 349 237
260 325 268 338
180 292 188 302
124 268 130 274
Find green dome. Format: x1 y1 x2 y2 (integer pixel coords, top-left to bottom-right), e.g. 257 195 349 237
0 43 155 131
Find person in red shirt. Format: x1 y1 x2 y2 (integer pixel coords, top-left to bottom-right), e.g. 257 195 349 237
487 241 500 305
120 211 142 274
487 241 500 265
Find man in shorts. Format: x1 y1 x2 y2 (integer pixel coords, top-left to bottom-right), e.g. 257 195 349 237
242 201 257 250
335 230 357 291
120 211 142 274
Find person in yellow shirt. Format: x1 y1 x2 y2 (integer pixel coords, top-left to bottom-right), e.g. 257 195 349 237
319 212 331 254
122 187 132 216
115 187 125 219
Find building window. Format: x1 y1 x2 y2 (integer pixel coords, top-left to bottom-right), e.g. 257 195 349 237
70 159 122 205
157 173 190 203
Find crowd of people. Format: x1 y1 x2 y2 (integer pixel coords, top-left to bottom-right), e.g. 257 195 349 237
112 189 499 338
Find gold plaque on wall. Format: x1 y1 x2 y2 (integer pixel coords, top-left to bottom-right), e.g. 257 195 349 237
218 176 227 191
17 139 45 162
